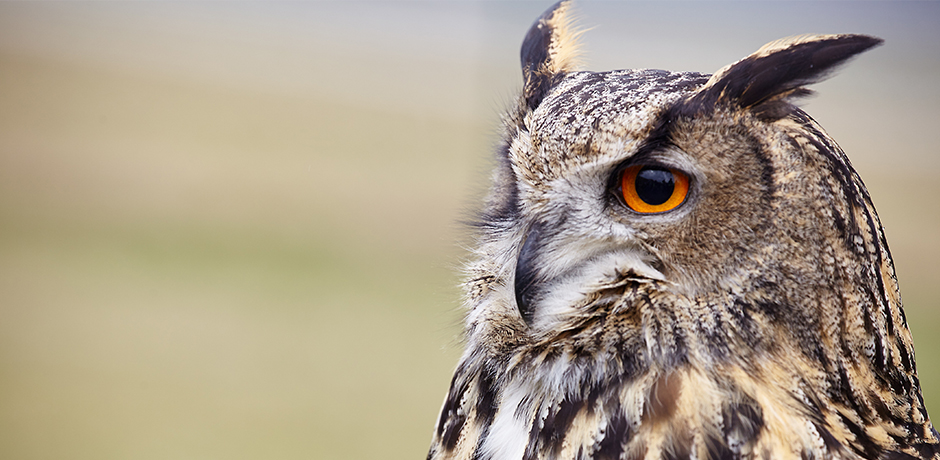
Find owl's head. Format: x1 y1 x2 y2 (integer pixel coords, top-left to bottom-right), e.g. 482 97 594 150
467 1 904 370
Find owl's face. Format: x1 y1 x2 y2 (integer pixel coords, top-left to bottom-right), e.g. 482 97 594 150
430 2 939 459
511 69 778 334
510 65 855 340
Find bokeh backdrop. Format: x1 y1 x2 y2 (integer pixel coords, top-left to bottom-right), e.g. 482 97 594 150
0 2 938 459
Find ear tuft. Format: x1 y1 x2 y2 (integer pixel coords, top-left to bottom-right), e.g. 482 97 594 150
521 0 585 111
690 34 882 120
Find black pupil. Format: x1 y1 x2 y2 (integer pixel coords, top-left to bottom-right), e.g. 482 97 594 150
635 167 675 206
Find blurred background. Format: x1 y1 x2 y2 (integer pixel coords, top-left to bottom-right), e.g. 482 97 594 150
0 2 937 459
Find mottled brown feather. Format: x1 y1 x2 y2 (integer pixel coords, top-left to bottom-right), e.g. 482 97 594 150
428 4 938 460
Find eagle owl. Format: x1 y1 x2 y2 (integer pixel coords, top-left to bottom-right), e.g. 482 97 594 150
427 2 939 459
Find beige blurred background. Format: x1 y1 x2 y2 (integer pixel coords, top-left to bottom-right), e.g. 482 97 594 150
0 2 937 459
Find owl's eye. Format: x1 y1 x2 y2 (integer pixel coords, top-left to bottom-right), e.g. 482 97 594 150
620 165 690 213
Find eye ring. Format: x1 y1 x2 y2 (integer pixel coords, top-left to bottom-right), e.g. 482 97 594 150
620 165 690 214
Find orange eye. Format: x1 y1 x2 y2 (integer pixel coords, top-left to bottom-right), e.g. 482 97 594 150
620 165 690 214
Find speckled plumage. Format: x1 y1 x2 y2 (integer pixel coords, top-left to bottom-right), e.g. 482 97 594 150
427 2 939 459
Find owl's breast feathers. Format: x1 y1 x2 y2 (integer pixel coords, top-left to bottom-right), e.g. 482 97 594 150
430 282 940 460
428 2 939 459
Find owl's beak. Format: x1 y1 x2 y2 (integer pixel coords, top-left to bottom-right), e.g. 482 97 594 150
514 220 665 329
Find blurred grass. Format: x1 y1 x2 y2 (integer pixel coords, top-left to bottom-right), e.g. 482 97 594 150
0 2 937 460
0 50 478 459
0 212 462 459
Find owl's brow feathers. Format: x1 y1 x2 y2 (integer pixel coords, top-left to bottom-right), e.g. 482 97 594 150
428 2 939 460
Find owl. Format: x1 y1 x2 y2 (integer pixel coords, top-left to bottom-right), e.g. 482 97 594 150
427 2 939 460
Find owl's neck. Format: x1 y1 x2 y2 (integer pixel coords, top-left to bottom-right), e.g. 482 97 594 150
433 305 939 460
446 343 926 460
484 363 767 458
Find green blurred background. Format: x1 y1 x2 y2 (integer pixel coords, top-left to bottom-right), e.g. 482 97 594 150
0 2 937 459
